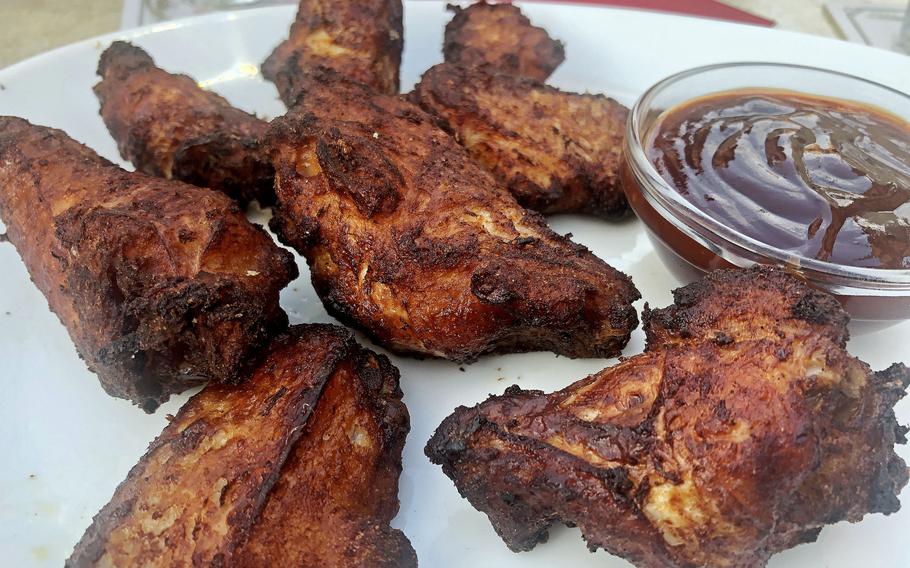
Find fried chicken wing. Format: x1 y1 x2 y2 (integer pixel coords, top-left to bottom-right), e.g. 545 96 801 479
412 63 629 217
0 117 296 411
261 0 403 104
95 41 272 205
266 69 640 362
67 324 415 568
427 267 909 568
443 1 565 81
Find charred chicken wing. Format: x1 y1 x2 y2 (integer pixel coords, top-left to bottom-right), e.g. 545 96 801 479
96 41 273 205
262 0 403 104
412 63 629 217
443 1 565 81
267 69 640 362
427 267 909 568
67 324 415 568
0 117 296 411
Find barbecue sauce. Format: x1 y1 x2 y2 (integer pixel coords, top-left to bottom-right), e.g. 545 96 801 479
647 89 910 269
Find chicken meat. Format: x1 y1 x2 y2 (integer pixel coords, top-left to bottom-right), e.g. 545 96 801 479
67 324 415 567
96 41 273 205
261 0 403 104
443 0 565 81
427 267 909 568
266 68 640 362
412 62 629 217
0 117 296 411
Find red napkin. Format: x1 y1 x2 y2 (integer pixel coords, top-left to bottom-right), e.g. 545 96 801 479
531 0 774 26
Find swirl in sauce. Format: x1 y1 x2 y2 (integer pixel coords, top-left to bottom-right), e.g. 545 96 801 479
647 89 910 269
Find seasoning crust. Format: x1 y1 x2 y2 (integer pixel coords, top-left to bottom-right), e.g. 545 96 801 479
0 117 296 411
267 68 640 362
67 324 415 567
443 1 565 81
262 0 403 104
427 267 909 567
413 62 629 217
96 41 273 205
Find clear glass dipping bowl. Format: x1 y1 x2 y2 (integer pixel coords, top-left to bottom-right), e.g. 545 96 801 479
621 62 910 329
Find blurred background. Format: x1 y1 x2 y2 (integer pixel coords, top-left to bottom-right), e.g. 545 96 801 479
1 0 908 68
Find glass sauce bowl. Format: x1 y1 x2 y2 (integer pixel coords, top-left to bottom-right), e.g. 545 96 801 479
622 62 910 328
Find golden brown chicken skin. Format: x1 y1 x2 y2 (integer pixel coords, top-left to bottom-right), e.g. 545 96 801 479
443 1 565 81
95 41 273 205
266 69 640 362
262 0 403 104
0 117 296 411
413 63 629 217
67 324 415 568
427 267 909 568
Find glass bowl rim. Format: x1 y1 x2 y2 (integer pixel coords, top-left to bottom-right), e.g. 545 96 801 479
626 61 910 290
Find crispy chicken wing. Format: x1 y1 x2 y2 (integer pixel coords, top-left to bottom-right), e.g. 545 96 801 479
0 117 296 411
412 63 629 217
95 42 273 205
266 69 640 362
443 1 565 81
67 324 415 568
427 267 909 568
262 0 403 104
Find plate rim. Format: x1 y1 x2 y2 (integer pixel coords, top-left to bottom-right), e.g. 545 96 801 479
2 1 909 87
1 4 908 568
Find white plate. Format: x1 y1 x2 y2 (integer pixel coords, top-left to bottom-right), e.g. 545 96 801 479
1 3 909 567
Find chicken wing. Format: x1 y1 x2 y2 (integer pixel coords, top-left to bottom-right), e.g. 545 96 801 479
412 63 629 217
0 117 297 411
95 41 272 205
266 69 640 362
67 324 415 567
427 267 909 568
261 0 403 104
443 1 565 81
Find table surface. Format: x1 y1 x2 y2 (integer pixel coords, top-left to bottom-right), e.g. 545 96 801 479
0 0 906 70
